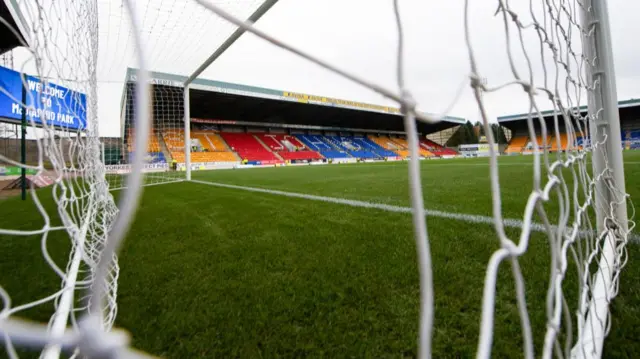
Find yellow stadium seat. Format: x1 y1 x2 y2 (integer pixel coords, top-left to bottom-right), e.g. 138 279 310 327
390 137 433 157
505 136 528 153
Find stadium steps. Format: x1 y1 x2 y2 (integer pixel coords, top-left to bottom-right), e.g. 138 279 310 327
193 133 213 151
202 133 217 150
158 133 173 163
253 134 284 161
207 133 241 160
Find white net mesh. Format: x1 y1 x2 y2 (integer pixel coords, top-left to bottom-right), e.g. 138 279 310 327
100 0 265 190
468 1 633 357
0 0 635 358
0 0 119 358
97 0 266 81
106 84 186 190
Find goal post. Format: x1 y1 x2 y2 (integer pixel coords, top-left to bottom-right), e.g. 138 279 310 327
572 0 629 357
182 0 280 182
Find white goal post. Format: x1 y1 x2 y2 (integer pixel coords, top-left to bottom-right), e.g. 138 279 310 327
0 0 634 359
182 0 280 181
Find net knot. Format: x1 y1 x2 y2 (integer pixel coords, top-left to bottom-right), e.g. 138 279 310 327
469 75 485 90
520 82 537 96
399 90 417 114
76 314 130 359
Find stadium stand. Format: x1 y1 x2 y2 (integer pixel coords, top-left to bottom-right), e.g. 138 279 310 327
296 134 352 159
325 136 380 159
171 151 238 163
193 131 239 162
220 132 281 162
368 135 404 155
388 137 433 157
549 133 567 152
255 133 324 161
350 137 398 157
162 129 184 152
505 135 528 154
532 135 553 150
507 132 592 153
420 138 458 156
208 132 231 151
128 129 166 163
162 129 238 163
192 133 214 151
623 128 640 150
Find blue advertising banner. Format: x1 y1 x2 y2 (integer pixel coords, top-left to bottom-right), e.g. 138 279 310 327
0 65 87 130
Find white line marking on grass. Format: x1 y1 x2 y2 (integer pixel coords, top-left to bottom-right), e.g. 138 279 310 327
341 161 640 168
190 179 639 242
109 178 185 192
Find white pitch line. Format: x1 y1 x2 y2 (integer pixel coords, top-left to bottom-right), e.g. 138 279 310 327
190 179 639 242
108 178 185 192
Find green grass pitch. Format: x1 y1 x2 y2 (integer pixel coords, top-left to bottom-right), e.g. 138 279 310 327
2 153 640 358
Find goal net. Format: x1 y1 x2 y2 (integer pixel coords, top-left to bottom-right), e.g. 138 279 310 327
0 0 634 359
0 0 266 358
106 84 187 190
0 0 120 358
103 0 267 190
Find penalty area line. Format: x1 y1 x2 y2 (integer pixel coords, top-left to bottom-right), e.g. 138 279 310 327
189 179 639 242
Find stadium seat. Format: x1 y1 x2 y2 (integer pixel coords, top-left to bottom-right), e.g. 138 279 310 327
419 138 457 156
351 137 398 157
171 151 237 163
255 133 324 161
295 135 352 159
219 132 282 162
207 132 231 151
550 133 569 152
277 151 324 161
295 135 333 151
368 135 404 156
389 137 433 157
127 128 163 154
622 129 640 150
533 135 553 151
505 136 528 153
192 133 214 151
126 128 168 163
162 130 185 153
323 136 381 159
161 130 239 163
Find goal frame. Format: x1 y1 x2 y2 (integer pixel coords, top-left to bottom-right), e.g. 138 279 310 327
1 0 630 357
572 0 628 357
182 0 280 181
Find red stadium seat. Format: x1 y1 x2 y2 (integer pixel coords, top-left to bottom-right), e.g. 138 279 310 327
254 133 323 161
219 132 282 162
419 138 458 156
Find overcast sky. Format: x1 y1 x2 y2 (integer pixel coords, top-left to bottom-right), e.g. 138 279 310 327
10 0 640 137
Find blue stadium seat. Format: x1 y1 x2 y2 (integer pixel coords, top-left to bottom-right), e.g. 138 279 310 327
623 129 640 149
326 136 382 159
320 150 352 159
295 135 333 151
352 137 398 157
294 135 350 159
